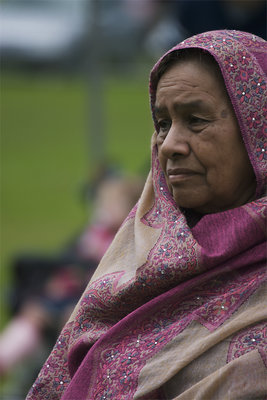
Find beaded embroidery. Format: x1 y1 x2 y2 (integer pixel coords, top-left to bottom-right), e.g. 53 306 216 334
227 321 267 367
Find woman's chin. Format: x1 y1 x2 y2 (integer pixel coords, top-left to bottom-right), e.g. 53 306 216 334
172 191 209 214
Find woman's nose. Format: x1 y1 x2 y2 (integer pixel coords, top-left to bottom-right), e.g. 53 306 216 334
160 124 190 158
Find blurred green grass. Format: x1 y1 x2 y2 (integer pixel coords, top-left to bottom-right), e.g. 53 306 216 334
1 70 152 326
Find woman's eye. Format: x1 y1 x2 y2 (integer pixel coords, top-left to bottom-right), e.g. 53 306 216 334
188 116 209 125
157 119 171 133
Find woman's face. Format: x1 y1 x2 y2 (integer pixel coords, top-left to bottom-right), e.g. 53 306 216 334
155 60 256 214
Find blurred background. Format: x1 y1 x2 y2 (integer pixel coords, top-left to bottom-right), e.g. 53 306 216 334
1 0 266 398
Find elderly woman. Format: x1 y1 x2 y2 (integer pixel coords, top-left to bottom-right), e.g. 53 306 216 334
27 30 266 400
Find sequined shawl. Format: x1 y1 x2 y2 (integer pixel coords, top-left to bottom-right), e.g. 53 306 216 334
27 30 267 400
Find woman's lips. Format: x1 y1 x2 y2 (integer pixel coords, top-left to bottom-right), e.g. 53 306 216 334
167 168 198 183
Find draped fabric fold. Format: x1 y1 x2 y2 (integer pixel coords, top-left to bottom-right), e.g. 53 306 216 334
27 30 266 400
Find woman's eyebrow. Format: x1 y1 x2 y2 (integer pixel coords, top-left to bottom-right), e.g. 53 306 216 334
154 106 167 117
174 99 211 112
154 99 211 116
180 99 205 108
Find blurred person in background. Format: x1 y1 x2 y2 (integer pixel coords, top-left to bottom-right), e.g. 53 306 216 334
0 174 143 397
26 30 266 400
73 175 144 263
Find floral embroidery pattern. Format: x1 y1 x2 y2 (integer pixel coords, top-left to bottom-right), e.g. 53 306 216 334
247 111 261 129
236 83 251 103
87 267 265 400
27 324 72 399
53 375 69 392
224 55 238 73
251 76 266 94
256 141 267 160
247 197 267 216
235 67 254 82
236 49 251 65
227 321 267 367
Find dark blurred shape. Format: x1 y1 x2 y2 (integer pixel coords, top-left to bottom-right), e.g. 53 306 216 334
9 254 94 316
173 0 266 40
